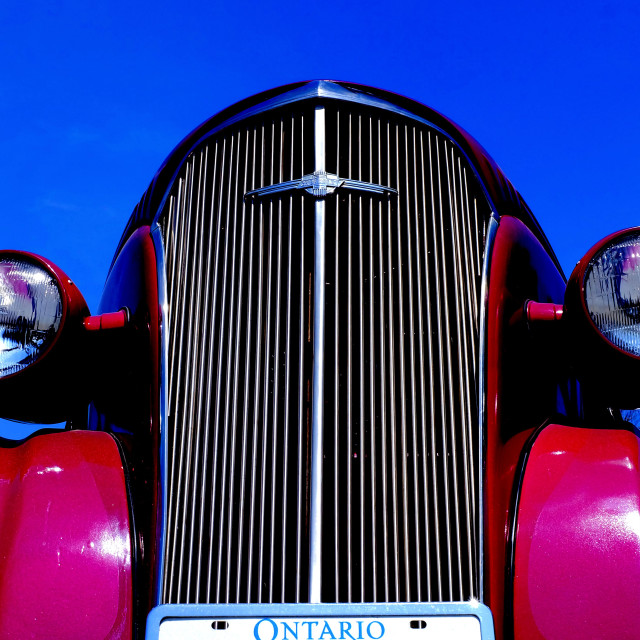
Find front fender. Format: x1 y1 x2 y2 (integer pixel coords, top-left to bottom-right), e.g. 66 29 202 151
0 430 132 640
512 423 640 639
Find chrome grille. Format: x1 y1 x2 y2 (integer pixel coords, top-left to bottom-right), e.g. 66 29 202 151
159 98 490 605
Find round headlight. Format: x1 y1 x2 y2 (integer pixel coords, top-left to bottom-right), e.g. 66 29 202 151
0 257 64 377
565 227 640 406
583 231 640 358
0 251 89 423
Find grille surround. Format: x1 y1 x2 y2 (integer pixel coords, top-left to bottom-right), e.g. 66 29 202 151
152 83 497 607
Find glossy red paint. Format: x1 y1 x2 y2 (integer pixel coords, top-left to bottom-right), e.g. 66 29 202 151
91 226 160 436
84 309 129 332
90 225 162 626
0 430 132 639
525 301 563 324
484 216 567 639
513 423 640 640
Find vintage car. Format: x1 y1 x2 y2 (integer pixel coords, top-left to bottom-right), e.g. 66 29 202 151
1 80 639 640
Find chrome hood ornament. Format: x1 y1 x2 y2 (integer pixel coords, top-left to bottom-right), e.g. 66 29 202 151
245 170 397 200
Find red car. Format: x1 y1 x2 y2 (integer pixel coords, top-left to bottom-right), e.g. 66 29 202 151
1 81 639 640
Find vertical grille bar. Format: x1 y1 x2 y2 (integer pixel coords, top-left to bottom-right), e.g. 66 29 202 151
394 122 411 602
294 186 306 605
357 115 366 603
279 117 294 603
308 105 327 604
376 120 391 604
367 115 379 605
234 124 258 603
332 110 341 601
248 125 266 603
386 121 401 602
346 111 353 603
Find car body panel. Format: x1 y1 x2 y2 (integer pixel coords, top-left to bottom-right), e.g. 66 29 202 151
484 215 569 638
88 224 162 627
0 430 132 639
513 423 640 639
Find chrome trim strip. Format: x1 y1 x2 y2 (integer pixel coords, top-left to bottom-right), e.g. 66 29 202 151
308 106 326 603
151 221 170 605
477 212 500 603
315 106 326 172
187 81 445 153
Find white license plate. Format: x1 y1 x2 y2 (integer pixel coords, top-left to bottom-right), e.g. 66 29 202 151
147 603 494 640
159 615 481 640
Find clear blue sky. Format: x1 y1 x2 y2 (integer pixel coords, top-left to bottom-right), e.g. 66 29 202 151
1 1 639 437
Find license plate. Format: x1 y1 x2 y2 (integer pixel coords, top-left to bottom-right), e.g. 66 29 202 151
147 603 494 640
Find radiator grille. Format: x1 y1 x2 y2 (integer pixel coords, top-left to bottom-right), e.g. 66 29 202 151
159 100 491 605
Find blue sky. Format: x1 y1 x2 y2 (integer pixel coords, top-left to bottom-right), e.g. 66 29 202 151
1 1 639 437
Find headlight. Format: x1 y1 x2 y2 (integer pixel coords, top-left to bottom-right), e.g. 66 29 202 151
565 227 640 406
0 251 89 423
0 257 64 377
583 231 640 358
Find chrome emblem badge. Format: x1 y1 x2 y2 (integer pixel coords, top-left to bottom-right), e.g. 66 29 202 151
245 171 396 200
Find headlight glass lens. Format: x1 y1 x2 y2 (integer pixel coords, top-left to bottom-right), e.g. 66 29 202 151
584 231 640 356
0 258 63 377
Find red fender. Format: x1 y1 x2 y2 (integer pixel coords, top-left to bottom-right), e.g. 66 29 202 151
513 423 640 639
485 215 567 637
0 430 132 639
